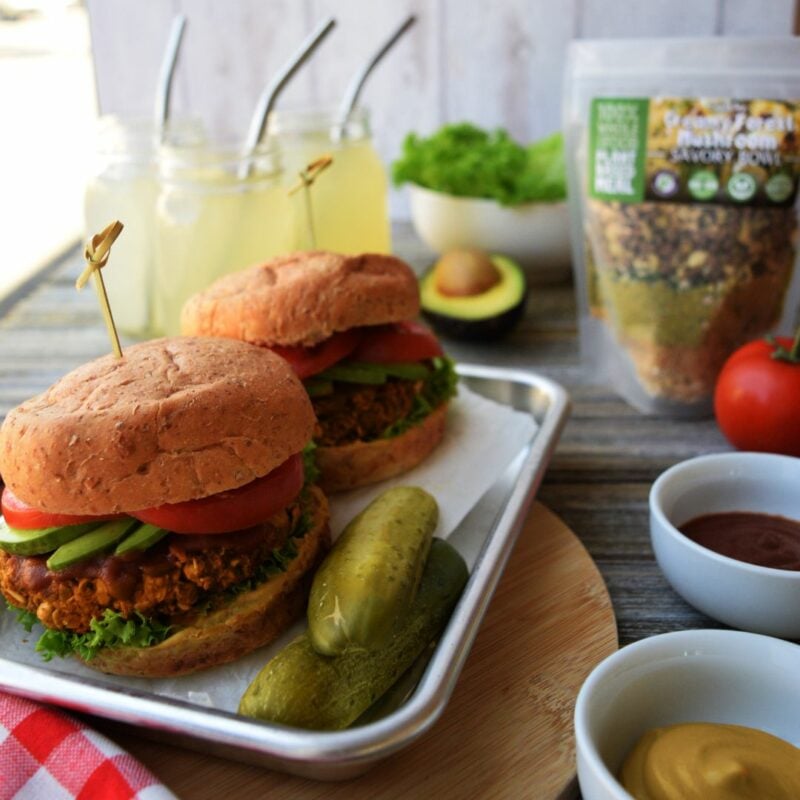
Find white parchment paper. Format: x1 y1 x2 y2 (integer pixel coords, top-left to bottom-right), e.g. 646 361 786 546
0 385 537 713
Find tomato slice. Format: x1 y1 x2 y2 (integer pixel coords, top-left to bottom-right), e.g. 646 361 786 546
131 453 304 534
269 329 362 380
352 321 443 364
1 487 125 530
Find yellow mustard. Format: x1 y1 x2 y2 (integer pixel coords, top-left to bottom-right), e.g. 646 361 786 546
619 723 800 800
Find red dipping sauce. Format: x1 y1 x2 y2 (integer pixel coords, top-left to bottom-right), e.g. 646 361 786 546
679 512 800 571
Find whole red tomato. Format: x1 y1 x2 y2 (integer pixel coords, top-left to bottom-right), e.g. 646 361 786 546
714 333 800 457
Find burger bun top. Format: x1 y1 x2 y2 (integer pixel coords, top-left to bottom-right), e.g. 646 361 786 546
0 337 314 515
180 250 420 346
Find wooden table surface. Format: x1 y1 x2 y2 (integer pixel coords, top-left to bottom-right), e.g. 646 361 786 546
0 225 734 795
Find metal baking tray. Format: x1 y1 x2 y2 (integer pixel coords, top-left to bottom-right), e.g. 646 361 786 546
0 365 569 781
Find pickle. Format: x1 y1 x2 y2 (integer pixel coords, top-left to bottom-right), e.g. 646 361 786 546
238 538 468 730
307 486 438 655
353 640 437 726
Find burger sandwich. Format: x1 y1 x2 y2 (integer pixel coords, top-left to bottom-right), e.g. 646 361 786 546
181 251 458 492
0 337 330 677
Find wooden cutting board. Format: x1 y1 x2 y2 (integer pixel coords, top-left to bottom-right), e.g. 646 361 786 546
95 502 617 799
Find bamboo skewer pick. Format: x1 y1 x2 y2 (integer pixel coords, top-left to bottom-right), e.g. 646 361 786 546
77 220 125 359
288 155 333 249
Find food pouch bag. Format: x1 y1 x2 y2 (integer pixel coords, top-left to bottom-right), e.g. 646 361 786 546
564 38 800 416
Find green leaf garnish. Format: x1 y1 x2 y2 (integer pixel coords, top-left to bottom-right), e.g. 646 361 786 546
22 608 172 662
302 440 320 485
392 123 566 205
6 601 38 632
381 357 458 439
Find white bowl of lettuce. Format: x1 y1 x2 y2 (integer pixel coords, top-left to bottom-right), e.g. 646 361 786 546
394 125 571 283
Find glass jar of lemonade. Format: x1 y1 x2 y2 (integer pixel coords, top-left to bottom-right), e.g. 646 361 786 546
152 141 295 336
84 118 156 337
84 117 205 337
267 108 391 254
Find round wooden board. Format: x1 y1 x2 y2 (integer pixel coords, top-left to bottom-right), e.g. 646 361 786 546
94 502 617 799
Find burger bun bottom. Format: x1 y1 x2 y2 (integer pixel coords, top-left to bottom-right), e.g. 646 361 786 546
317 403 448 493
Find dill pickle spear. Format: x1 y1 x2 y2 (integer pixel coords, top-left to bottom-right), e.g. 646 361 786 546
307 486 438 656
239 538 468 730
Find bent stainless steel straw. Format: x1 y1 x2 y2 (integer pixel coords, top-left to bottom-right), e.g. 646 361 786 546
337 14 416 130
154 14 187 139
243 17 336 158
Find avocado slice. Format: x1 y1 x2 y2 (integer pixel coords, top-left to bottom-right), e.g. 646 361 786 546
304 378 334 397
115 523 169 555
47 518 139 571
420 253 527 341
0 518 102 556
349 362 431 381
314 361 430 387
316 363 387 385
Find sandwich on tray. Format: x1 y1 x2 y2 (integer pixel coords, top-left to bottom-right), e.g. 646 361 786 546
181 251 458 492
0 337 330 677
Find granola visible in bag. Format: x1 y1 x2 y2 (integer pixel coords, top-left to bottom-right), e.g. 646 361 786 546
565 39 800 415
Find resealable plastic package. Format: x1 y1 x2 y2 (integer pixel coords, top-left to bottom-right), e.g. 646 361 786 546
564 38 800 416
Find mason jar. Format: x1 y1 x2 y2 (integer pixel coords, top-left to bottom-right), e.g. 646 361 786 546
152 140 295 336
267 107 391 254
83 116 203 337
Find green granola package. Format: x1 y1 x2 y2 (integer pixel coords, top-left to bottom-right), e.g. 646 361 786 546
564 38 800 416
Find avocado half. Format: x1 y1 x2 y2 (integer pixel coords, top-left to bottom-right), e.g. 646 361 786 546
420 254 527 341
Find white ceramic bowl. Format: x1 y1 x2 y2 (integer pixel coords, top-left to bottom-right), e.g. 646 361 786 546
407 183 572 284
575 629 800 800
649 452 800 638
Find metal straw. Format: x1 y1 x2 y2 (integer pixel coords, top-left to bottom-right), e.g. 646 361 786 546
243 17 336 156
154 14 187 139
337 14 416 130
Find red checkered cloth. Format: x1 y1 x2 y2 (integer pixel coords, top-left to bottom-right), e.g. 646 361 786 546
0 692 177 800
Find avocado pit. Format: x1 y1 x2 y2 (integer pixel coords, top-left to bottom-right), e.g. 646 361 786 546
433 249 501 297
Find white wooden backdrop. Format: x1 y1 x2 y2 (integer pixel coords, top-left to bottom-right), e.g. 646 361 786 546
85 0 796 217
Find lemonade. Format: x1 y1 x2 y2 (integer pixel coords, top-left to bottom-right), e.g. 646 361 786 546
85 168 157 335
269 109 391 254
84 118 160 337
84 117 205 337
152 144 295 336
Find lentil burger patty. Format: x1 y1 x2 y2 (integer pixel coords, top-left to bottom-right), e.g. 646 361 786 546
312 379 421 446
0 501 302 634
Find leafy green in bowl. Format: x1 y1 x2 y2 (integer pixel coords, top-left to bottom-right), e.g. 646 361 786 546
392 123 565 206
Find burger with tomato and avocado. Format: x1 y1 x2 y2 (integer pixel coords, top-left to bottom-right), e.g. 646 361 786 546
0 337 330 677
181 251 458 492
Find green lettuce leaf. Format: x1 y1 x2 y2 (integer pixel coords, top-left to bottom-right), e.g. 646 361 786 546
302 440 320 485
226 529 301 598
31 608 172 662
392 123 565 205
7 602 38 632
381 357 458 439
